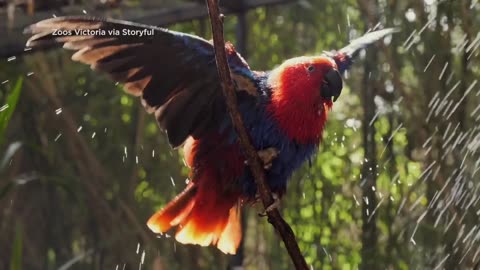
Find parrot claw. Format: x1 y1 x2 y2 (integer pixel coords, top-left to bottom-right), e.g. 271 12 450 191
258 147 280 170
258 193 281 217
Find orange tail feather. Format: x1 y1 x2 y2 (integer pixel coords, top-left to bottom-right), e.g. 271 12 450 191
147 181 242 254
147 183 197 233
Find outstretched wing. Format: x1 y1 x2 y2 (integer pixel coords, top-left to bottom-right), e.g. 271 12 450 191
25 16 257 147
326 28 398 74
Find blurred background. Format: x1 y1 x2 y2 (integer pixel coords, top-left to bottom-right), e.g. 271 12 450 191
1 0 479 269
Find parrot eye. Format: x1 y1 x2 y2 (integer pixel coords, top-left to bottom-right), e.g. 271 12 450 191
307 65 315 72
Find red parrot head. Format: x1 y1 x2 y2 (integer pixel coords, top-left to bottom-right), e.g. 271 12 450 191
267 56 343 144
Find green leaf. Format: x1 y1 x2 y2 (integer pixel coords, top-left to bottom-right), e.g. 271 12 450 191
0 77 23 146
9 223 22 270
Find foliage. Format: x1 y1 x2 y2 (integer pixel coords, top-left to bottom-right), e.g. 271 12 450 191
0 0 479 269
0 77 23 200
0 77 23 146
9 223 23 270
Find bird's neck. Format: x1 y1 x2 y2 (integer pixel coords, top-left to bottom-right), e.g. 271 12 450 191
266 85 330 145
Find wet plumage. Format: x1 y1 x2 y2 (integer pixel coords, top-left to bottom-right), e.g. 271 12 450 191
25 17 395 254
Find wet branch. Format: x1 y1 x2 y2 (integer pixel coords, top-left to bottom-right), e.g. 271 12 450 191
205 0 308 269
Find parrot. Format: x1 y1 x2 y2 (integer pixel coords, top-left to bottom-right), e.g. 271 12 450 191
25 16 396 254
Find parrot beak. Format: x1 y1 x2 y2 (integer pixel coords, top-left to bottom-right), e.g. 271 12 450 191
321 69 343 102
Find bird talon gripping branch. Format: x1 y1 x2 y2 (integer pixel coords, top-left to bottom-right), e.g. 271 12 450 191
25 16 396 254
258 193 281 217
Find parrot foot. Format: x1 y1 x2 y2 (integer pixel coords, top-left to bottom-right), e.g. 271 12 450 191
257 147 280 170
258 193 281 217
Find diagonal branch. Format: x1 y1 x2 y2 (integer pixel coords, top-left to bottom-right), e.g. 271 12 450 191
205 1 308 269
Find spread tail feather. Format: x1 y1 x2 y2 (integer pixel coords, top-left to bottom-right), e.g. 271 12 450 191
146 181 242 254
147 183 197 233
